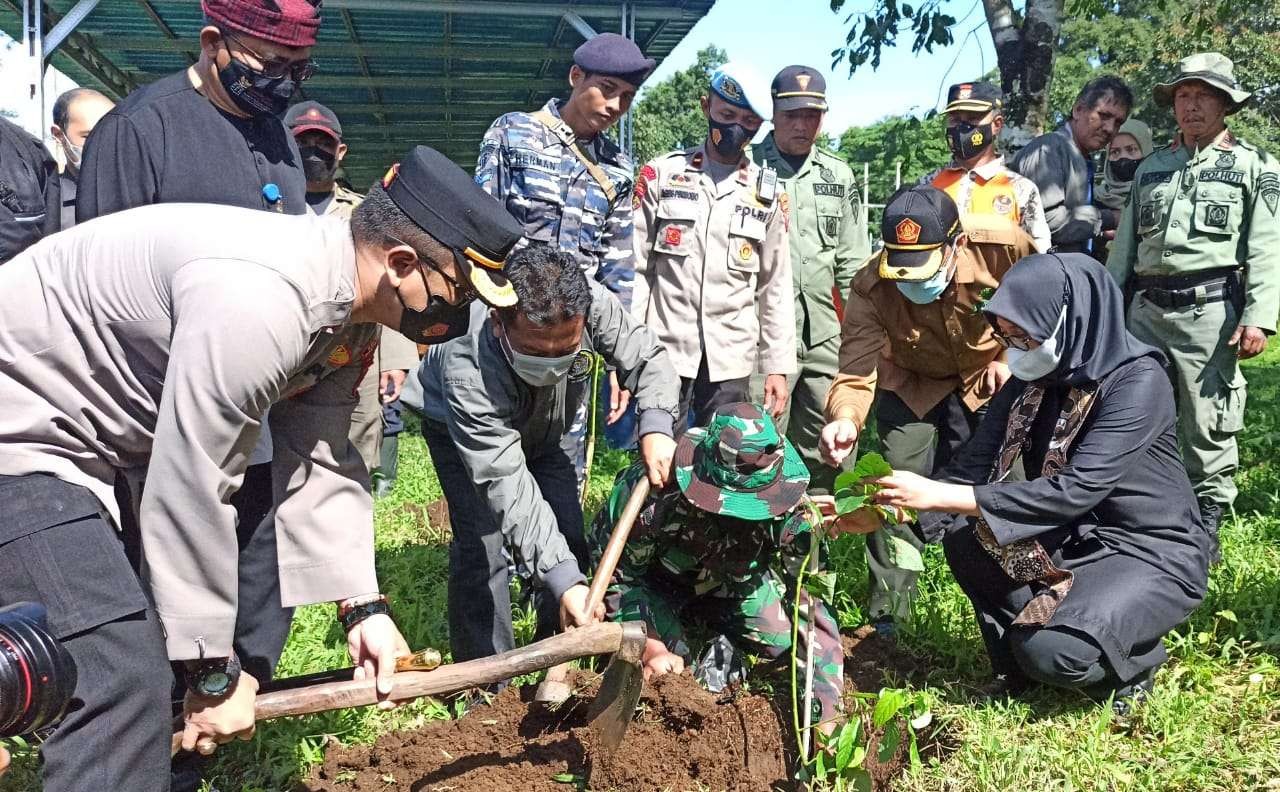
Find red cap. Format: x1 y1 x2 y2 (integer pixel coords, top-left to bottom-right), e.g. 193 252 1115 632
202 0 322 49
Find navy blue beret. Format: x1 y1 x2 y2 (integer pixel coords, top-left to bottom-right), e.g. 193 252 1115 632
573 33 656 85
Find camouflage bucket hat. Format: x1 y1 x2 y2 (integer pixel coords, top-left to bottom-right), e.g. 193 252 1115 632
673 402 810 520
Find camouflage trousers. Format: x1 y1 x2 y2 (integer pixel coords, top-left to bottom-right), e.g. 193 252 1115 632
606 568 844 722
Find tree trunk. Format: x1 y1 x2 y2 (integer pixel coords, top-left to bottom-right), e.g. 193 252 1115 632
983 0 1063 135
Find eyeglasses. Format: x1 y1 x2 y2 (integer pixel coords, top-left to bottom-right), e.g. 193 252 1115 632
992 325 1034 351
220 28 317 82
387 235 476 304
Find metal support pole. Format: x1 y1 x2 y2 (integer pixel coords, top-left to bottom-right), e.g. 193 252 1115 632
562 11 597 41
45 0 101 53
620 1 636 160
21 0 44 137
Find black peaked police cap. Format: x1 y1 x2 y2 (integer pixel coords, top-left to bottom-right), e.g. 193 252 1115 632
878 185 962 282
381 146 522 308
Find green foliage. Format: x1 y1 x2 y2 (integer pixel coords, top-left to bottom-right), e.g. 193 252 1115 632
806 687 932 790
829 0 957 75
837 113 950 211
631 45 727 166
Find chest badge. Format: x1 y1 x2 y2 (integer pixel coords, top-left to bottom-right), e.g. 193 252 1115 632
819 165 835 182
1216 152 1236 170
739 241 753 261
1204 203 1230 229
327 345 351 367
992 194 1014 215
664 225 684 247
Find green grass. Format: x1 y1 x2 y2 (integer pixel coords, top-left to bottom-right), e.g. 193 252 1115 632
4 348 1280 791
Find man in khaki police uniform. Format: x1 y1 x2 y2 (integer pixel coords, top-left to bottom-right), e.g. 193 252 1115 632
0 146 517 792
632 63 795 430
748 65 868 492
820 185 1036 633
1107 53 1279 545
287 100 420 494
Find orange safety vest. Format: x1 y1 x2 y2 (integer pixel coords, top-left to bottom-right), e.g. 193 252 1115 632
930 167 1023 228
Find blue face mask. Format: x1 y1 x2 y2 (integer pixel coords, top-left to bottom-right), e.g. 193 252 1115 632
895 246 956 304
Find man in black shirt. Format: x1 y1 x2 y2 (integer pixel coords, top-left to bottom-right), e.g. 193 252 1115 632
0 115 60 263
77 0 318 220
75 1 321 789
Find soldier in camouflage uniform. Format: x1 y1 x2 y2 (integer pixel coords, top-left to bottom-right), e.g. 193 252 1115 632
476 33 655 484
1108 53 1279 545
589 402 844 726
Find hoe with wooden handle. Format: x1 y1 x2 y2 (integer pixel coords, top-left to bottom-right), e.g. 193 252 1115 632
170 619 647 760
535 477 651 706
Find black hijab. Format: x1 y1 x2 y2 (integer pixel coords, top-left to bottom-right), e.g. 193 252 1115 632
983 253 1164 386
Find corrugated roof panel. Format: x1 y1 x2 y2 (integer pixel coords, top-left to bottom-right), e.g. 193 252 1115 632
0 0 716 183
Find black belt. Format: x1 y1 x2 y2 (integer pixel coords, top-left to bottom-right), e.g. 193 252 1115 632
1140 283 1228 310
1133 266 1239 292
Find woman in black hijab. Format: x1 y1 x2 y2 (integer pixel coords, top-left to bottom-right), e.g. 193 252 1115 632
873 253 1214 708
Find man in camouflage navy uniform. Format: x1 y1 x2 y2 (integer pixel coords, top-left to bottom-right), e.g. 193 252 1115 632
287 100 420 496
476 33 655 484
1108 53 1279 546
590 402 844 731
749 65 869 493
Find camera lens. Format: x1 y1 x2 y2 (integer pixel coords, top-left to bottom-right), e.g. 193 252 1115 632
0 603 78 737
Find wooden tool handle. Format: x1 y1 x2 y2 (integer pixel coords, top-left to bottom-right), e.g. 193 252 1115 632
540 478 652 697
171 621 625 755
585 477 650 614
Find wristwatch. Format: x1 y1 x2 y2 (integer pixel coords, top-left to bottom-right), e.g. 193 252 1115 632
185 653 242 699
338 594 390 632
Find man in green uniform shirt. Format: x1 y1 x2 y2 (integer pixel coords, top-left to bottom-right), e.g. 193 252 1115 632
749 65 869 492
1107 52 1279 547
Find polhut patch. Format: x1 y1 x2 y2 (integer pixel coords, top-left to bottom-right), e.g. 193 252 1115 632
1259 172 1280 216
812 183 845 198
1199 169 1245 186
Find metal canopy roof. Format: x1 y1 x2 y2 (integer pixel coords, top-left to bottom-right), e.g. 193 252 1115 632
0 0 714 185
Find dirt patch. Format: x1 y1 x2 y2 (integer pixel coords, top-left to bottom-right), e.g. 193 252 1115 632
842 624 923 693
304 673 790 792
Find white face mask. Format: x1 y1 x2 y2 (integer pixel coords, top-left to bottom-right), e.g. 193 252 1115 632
61 139 83 170
1007 304 1068 381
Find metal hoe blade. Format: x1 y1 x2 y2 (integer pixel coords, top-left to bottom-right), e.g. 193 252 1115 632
586 621 646 770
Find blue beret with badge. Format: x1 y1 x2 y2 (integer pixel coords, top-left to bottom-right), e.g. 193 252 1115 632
709 62 771 119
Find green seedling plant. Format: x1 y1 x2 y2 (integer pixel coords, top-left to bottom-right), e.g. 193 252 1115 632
833 452 923 572
805 687 933 791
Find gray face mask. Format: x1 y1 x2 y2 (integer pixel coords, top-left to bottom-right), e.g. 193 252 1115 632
61 139 83 170
498 326 579 387
1007 304 1068 381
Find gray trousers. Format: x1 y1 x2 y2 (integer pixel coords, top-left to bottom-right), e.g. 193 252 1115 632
867 390 988 622
1128 294 1245 509
422 420 588 663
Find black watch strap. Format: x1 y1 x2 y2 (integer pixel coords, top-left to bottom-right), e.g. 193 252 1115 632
338 599 391 632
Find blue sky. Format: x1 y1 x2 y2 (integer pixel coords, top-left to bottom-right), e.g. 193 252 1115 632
646 0 997 136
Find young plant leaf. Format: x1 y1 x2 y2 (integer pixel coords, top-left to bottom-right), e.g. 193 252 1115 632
805 569 838 602
885 535 925 572
850 451 893 482
872 688 906 728
878 719 901 763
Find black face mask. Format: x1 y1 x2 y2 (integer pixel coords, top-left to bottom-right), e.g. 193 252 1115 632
947 121 994 162
1107 157 1141 183
218 56 296 117
396 270 473 345
708 118 752 159
299 145 337 183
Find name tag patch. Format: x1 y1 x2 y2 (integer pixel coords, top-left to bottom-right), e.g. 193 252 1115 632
1198 169 1245 186
660 188 699 202
510 149 559 172
813 183 845 198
